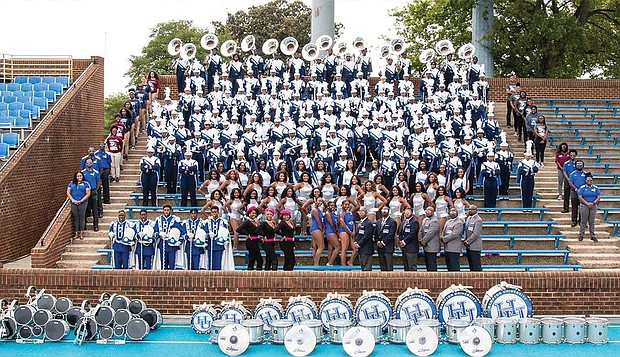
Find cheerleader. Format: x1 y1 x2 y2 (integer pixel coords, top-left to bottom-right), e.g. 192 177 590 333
358 181 388 213
276 210 296 271
433 186 453 233
338 200 358 266
452 188 472 220
410 182 433 228
320 173 339 202
198 169 224 197
293 171 314 234
387 186 411 228
324 200 340 266
277 187 303 233
308 196 325 265
259 186 280 219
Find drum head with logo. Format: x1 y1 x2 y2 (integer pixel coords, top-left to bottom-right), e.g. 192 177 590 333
44 319 70 341
95 305 115 326
437 288 481 324
254 301 284 328
114 309 132 326
126 318 150 341
218 324 250 356
33 309 53 327
114 325 126 337
66 307 84 327
110 295 130 310
18 325 33 339
54 297 73 314
484 288 533 319
459 325 493 357
395 291 437 324
285 325 317 357
342 326 375 357
319 295 353 330
406 325 439 357
36 294 56 311
14 305 36 325
354 294 393 329
286 299 317 324
128 299 146 315
192 308 217 334
221 305 250 324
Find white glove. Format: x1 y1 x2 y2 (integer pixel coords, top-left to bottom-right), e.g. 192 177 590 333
108 232 115 239
159 232 167 239
187 232 195 239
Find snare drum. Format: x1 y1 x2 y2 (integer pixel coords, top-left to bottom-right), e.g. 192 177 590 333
75 316 98 341
445 319 470 344
192 305 218 334
301 319 324 343
210 320 233 343
286 296 317 324
241 319 264 344
110 294 131 311
586 317 609 344
359 319 383 343
418 319 442 341
436 285 481 324
564 317 586 344
94 305 115 326
54 297 73 315
44 319 70 341
482 282 533 319
270 319 293 344
114 309 132 327
221 302 251 324
128 299 147 315
36 292 57 311
126 318 150 341
140 308 163 330
254 298 284 329
328 319 353 344
318 293 353 330
518 318 540 344
354 291 393 330
395 288 437 324
14 305 37 325
0 317 17 339
33 309 53 327
388 319 411 344
474 317 496 340
541 317 563 344
495 318 518 344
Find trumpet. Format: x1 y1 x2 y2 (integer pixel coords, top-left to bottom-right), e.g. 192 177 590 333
180 43 197 60
241 35 256 52
280 37 298 56
167 38 183 56
302 43 319 61
316 35 333 51
220 40 237 57
262 38 279 56
200 34 218 50
458 43 476 60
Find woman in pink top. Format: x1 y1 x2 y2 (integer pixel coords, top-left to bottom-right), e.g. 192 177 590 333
554 142 569 200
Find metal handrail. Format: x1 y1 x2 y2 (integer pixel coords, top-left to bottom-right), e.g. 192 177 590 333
0 53 73 82
39 198 70 247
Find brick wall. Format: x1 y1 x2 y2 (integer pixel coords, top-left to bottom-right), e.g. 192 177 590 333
31 203 75 268
0 269 617 316
0 57 104 262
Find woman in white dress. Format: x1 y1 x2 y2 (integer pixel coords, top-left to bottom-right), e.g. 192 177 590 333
450 167 470 197
243 173 264 200
201 189 226 217
293 171 314 234
223 188 246 249
320 173 340 202
452 187 471 220
372 175 390 198
277 187 303 233
259 186 280 220
358 180 388 215
198 169 224 197
415 160 429 185
437 164 448 187
349 175 363 202
271 171 293 198
236 162 250 188
368 159 381 182
257 159 272 190
218 169 242 199
433 185 453 234
410 181 433 228
342 159 356 186
312 160 326 186
425 172 439 201
388 186 411 228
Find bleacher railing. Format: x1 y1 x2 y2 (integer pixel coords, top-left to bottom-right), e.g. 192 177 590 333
0 54 73 83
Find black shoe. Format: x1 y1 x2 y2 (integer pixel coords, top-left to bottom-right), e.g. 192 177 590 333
120 165 123 171
578 236 584 241
591 237 598 242
115 177 119 182
98 214 103 219
110 177 115 182
571 222 578 227
561 210 569 213
104 201 110 204
94 226 99 232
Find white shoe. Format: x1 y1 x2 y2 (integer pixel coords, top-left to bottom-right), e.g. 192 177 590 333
557 195 563 200
540 162 545 167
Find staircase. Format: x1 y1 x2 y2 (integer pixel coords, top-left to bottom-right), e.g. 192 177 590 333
57 136 146 268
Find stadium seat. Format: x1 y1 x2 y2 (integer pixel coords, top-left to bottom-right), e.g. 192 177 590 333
0 117 12 128
0 143 9 159
0 83 6 91
33 97 47 109
13 116 31 128
16 96 32 104
2 95 16 103
22 103 39 117
13 76 28 84
42 76 56 84
0 103 6 111
8 110 20 117
1 91 13 97
56 76 69 87
20 83 33 92
19 109 32 119
48 82 63 94
43 90 56 102
0 110 7 117
6 83 20 91
8 102 24 111
28 76 42 84
1 132 19 148
11 91 25 98
33 90 45 98
33 83 48 92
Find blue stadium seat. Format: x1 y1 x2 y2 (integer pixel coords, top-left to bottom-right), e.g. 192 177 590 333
0 116 12 128
33 83 48 92
56 76 69 87
21 91 34 98
13 116 31 128
1 132 19 148
42 76 56 84
0 103 6 111
19 109 32 119
13 76 28 84
48 82 63 94
33 97 48 109
16 96 32 104
20 83 33 92
28 76 42 84
12 91 25 97
0 143 9 159
6 83 20 91
0 110 8 117
8 102 24 111
33 90 45 98
1 91 13 97
2 96 16 103
43 90 56 101
0 83 7 91
22 103 39 117
8 110 20 117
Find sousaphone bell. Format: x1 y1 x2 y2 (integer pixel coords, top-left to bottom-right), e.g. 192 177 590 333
302 43 319 61
280 37 299 56
262 38 279 56
180 43 197 60
167 38 183 56
241 35 256 52
221 40 238 57
200 34 219 50
315 35 333 51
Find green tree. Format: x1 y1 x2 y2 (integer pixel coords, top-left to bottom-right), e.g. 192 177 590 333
103 92 128 132
391 0 620 78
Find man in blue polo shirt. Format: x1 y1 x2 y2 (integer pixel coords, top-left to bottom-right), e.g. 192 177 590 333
81 158 102 231
578 174 600 242
568 160 586 227
94 143 112 205
561 149 578 213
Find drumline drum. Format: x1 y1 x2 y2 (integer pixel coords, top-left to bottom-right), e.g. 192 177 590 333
417 319 442 341
0 317 18 340
518 318 541 344
110 295 131 311
541 317 563 344
329 319 353 344
563 317 586 344
395 288 437 324
192 304 218 334
387 319 411 344
446 319 471 344
474 317 496 341
359 319 383 343
241 319 264 344
35 291 57 312
18 325 34 340
75 316 98 341
285 296 317 324
482 282 533 320
300 319 324 343
66 307 85 327
406 325 439 357
128 299 147 315
140 308 163 330
495 318 518 344
98 325 114 340
14 305 37 325
113 309 132 327
210 320 233 343
113 325 126 337
44 319 70 342
126 318 151 341
270 319 293 344
220 302 251 324
354 290 393 330
318 293 353 331
436 285 482 324
254 298 284 329
54 297 73 315
33 309 53 327
94 305 115 326
586 317 609 344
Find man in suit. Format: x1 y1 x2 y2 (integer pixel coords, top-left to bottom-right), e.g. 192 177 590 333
442 208 464 271
354 207 376 271
399 207 419 271
464 205 483 271
420 207 440 271
375 207 397 271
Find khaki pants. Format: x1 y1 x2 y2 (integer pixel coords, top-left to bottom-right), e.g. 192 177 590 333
110 151 122 179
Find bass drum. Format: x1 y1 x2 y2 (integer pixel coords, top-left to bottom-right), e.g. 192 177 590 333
140 308 163 330
254 298 284 329
482 282 533 319
436 285 481 324
114 309 132 327
54 297 73 314
99 326 114 340
354 290 393 330
220 303 251 324
192 305 218 334
75 316 99 341
65 307 84 327
94 305 115 326
44 319 70 342
33 309 53 327
110 295 131 311
285 296 317 324
18 325 34 340
114 325 126 337
126 318 150 341
0 317 18 339
395 287 437 324
36 293 57 311
318 293 353 331
14 305 37 325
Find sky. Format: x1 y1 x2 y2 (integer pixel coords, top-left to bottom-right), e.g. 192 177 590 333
0 0 405 95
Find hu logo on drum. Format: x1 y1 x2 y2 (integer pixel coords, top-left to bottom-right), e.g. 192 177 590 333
222 312 243 323
447 301 477 322
493 299 526 319
289 308 312 323
402 303 432 323
322 306 349 322
360 304 388 321
257 310 280 326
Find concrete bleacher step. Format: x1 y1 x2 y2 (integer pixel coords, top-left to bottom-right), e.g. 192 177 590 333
557 230 611 240
576 260 620 269
65 244 108 253
566 244 620 254
56 260 99 269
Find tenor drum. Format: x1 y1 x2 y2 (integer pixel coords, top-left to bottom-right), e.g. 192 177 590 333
14 305 37 325
128 299 147 315
126 318 150 341
586 317 608 345
54 297 73 314
359 319 383 343
0 317 18 339
354 290 393 330
436 285 481 324
395 288 437 324
301 319 325 342
31 325 44 338
270 319 293 344
518 318 541 344
210 320 233 343
446 319 470 344
94 305 115 326
192 305 218 334
220 302 251 324
418 319 442 341
482 282 533 320
140 308 163 330
541 317 563 344
254 298 284 329
36 293 57 311
285 296 317 324
329 319 353 344
75 316 98 341
18 325 33 339
113 325 126 337
318 293 354 331
65 307 84 327
495 318 517 344
110 295 131 311
564 317 586 344
114 309 132 327
241 319 264 344
33 309 53 327
474 317 496 340
388 319 411 344
98 326 114 340
44 319 70 341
